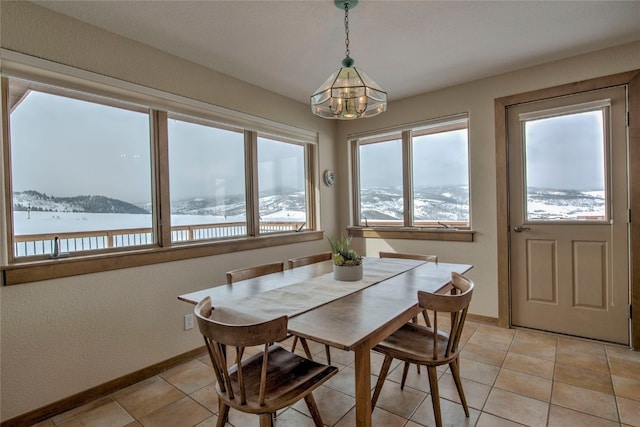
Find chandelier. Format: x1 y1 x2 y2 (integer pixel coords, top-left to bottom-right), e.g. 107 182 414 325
310 0 387 120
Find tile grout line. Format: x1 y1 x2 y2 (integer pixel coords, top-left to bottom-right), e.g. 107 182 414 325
604 345 623 426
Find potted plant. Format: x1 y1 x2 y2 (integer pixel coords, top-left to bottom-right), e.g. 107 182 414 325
328 234 363 281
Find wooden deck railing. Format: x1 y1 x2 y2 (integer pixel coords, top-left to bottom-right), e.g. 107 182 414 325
14 221 304 257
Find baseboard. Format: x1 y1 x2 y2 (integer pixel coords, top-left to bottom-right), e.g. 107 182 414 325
467 313 499 325
0 346 207 427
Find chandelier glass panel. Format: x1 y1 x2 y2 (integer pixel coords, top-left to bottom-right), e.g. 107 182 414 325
311 0 387 120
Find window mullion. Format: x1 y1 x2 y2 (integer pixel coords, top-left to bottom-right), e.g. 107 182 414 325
153 110 171 247
305 144 317 231
402 130 413 226
1 77 15 265
351 140 362 226
245 130 259 236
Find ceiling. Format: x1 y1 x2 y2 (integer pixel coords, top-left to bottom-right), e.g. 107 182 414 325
32 1 640 104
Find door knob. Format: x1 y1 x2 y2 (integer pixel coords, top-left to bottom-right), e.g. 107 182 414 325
513 225 531 232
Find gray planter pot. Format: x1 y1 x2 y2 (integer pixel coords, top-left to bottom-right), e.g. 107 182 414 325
333 264 363 281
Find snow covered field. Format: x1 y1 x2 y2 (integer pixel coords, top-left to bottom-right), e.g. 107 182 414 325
14 210 305 236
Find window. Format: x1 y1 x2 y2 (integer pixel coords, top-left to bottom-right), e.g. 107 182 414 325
257 135 308 233
358 134 403 226
352 114 470 234
168 115 247 242
412 126 469 226
9 79 154 257
522 109 606 221
166 122 312 241
1 62 320 283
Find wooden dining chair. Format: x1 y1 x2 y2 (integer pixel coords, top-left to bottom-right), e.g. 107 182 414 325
226 261 284 285
379 251 438 264
226 261 314 360
287 251 332 269
195 296 338 427
379 251 438 383
370 272 474 427
379 251 438 329
287 252 334 364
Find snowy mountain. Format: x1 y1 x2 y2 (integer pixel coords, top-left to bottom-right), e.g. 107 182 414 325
13 191 149 214
14 189 308 218
358 185 605 221
13 186 604 222
361 185 470 221
527 187 605 220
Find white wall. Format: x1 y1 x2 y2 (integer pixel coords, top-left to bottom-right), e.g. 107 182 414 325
1 1 639 422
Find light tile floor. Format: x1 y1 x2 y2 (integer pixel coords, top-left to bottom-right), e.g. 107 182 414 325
33 320 640 426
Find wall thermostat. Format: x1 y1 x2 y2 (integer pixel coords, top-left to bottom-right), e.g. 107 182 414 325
323 170 335 187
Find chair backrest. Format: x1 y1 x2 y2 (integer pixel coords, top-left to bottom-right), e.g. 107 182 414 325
226 261 284 284
417 272 473 360
288 252 332 269
195 296 288 406
379 251 438 263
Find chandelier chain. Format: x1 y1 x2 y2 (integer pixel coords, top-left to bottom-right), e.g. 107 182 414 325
344 4 350 59
310 0 387 119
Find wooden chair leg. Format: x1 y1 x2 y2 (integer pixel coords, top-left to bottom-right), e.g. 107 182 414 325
403 317 422 377
371 354 393 410
427 366 443 427
449 358 470 416
258 413 273 427
422 309 431 327
410 311 429 377
400 361 410 390
294 338 328 364
299 337 314 360
217 401 230 427
304 393 324 427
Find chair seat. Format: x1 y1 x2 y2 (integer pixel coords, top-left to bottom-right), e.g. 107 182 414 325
219 345 338 414
373 323 455 366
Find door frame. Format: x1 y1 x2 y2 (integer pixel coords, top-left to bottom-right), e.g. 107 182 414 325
495 69 640 350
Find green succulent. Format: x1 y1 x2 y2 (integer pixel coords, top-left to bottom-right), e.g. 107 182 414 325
328 234 363 266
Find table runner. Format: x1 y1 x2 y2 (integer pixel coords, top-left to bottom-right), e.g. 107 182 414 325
210 257 424 321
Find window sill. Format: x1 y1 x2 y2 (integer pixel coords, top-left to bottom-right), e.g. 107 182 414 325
347 226 474 242
1 231 324 285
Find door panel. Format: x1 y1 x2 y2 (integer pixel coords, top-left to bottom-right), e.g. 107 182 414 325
526 239 556 303
508 86 629 345
573 241 607 309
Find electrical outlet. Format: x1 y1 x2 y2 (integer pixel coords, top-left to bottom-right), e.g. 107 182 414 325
184 313 194 331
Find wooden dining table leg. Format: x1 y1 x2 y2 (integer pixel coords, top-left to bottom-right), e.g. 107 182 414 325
354 345 373 427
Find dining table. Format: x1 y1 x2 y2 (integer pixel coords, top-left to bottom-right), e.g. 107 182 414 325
178 257 473 427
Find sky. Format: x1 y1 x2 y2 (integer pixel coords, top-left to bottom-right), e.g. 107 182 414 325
359 129 469 188
358 110 606 192
525 110 605 190
11 91 153 203
11 88 607 205
10 90 304 204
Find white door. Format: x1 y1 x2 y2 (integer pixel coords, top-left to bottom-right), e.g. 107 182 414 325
508 86 630 345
